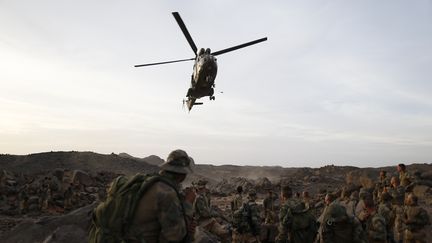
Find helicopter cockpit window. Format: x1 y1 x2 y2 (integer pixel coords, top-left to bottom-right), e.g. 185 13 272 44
198 48 205 56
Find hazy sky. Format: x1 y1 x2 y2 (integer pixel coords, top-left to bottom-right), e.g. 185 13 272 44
1 0 431 167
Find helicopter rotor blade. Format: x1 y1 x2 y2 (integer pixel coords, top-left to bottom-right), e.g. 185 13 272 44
172 12 198 56
134 57 195 67
212 37 268 56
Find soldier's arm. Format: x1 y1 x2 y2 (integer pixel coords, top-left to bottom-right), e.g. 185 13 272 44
157 184 187 242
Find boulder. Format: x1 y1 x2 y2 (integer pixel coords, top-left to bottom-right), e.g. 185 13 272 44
0 203 96 243
72 170 93 186
42 225 87 243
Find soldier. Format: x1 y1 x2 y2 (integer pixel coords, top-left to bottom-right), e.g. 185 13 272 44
232 190 261 243
18 184 29 214
374 170 390 203
231 185 243 213
402 193 430 243
302 191 312 208
321 202 366 243
385 176 405 243
194 179 229 242
63 183 74 211
127 149 196 243
377 192 395 243
346 190 359 217
276 185 317 243
40 182 51 211
263 187 278 224
358 194 387 243
397 163 413 189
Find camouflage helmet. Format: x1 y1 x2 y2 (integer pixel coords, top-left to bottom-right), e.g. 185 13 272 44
159 149 194 174
324 203 348 225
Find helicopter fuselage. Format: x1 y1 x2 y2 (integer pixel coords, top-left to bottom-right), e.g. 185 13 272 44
187 52 218 99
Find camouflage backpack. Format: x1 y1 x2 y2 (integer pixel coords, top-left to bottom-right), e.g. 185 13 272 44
233 202 252 233
88 173 182 243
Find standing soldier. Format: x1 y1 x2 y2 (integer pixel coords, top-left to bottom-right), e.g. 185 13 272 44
397 163 413 189
321 202 365 243
232 190 261 243
194 179 229 241
402 193 430 243
346 191 359 217
89 149 196 243
63 183 74 211
374 170 390 203
263 187 277 224
377 192 395 243
276 185 317 243
231 185 244 213
18 184 29 214
358 194 387 243
385 176 405 243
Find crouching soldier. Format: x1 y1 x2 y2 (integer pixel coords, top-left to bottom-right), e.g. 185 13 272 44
194 179 230 242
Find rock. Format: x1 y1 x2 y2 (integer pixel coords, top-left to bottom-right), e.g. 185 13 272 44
52 169 64 181
72 170 93 186
84 187 98 193
28 196 40 205
0 203 96 243
421 171 432 181
413 185 431 199
42 225 87 243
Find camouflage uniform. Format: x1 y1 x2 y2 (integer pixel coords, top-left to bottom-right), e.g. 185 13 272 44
365 210 388 243
399 171 412 188
193 180 229 241
374 173 390 203
377 193 395 243
263 191 278 224
388 184 405 242
403 195 430 243
346 191 359 217
63 184 74 210
321 202 366 243
231 192 243 212
18 186 29 214
276 197 317 243
126 149 195 243
232 190 261 243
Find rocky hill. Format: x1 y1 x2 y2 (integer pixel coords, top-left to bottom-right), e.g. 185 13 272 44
0 151 431 243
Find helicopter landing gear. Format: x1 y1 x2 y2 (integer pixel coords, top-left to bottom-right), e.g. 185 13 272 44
210 96 215 100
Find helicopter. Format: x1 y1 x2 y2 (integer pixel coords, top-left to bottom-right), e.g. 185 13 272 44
134 12 267 111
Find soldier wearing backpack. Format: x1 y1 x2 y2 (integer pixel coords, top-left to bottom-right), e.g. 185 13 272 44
276 185 317 243
232 190 261 243
89 149 196 243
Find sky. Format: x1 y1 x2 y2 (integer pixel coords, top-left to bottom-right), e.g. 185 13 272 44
1 0 431 167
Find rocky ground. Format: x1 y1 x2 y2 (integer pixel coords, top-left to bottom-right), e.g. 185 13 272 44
0 151 431 243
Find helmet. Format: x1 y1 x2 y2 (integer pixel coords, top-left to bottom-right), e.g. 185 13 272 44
159 149 194 174
324 203 348 225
